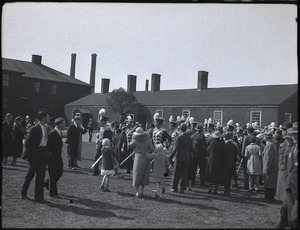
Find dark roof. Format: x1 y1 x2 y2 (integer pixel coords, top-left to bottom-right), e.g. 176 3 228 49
66 84 298 107
2 58 90 86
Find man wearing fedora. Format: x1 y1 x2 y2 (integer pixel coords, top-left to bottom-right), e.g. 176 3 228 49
2 113 13 165
192 123 208 187
262 131 279 201
276 122 298 229
21 111 50 202
169 123 193 194
66 115 87 170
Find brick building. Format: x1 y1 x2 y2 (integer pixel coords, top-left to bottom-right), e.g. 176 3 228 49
2 54 97 124
65 71 297 130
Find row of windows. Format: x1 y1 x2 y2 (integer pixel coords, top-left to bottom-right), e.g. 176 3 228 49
2 97 56 112
155 109 292 127
2 74 57 95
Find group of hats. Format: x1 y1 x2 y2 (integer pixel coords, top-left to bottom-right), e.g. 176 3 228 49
283 122 298 139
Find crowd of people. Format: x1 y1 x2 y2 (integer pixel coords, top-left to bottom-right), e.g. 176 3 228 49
1 109 298 229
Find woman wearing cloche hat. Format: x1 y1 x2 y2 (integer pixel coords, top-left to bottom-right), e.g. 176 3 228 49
205 130 225 194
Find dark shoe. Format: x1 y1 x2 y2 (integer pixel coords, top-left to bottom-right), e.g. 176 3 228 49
179 190 184 194
44 179 49 191
21 194 28 199
224 191 230 196
154 194 158 199
188 188 192 191
101 186 105 191
212 190 218 195
232 183 238 188
75 165 81 168
200 182 207 187
161 188 165 194
11 161 16 166
50 194 59 198
126 170 131 174
92 173 99 176
35 198 47 203
104 188 111 192
207 189 212 194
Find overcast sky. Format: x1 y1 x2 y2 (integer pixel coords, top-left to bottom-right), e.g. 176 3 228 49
2 3 298 93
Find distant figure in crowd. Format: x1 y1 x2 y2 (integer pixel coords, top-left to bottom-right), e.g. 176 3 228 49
66 115 87 170
11 117 26 166
169 124 193 194
191 123 208 187
2 113 13 165
241 127 257 190
276 122 293 201
100 138 118 192
146 144 170 200
223 132 239 196
93 109 109 176
245 136 262 193
87 118 93 142
44 118 65 197
263 132 279 201
112 128 122 162
186 129 196 191
25 115 32 130
128 127 153 198
277 122 298 229
118 125 128 168
21 111 50 202
205 131 225 194
103 123 113 142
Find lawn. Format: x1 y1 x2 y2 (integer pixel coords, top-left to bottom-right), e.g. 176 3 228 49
2 133 282 228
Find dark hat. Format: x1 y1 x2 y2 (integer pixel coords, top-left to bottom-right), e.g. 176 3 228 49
155 117 164 123
192 121 198 126
14 117 21 122
5 113 12 118
287 122 298 134
208 123 215 128
282 122 293 131
170 121 177 127
196 123 204 130
55 117 65 125
211 131 223 139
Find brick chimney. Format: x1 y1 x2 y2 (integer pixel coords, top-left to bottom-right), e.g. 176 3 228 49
90 53 97 93
32 55 42 64
145 79 149 91
151 73 161 92
70 53 76 78
127 75 137 92
101 78 110 94
197 71 208 91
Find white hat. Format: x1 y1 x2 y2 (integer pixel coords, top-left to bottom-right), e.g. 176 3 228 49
227 120 234 128
156 144 164 152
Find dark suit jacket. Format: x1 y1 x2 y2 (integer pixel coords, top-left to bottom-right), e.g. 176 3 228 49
66 124 87 145
192 133 208 158
22 124 48 161
170 132 193 163
224 140 239 170
47 129 63 157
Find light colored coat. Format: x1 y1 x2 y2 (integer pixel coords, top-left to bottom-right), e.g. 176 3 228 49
146 151 169 182
263 141 279 189
245 143 262 175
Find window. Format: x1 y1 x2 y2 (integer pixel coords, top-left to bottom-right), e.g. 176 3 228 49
32 102 39 112
51 84 57 94
2 74 9 86
213 111 223 125
156 110 163 118
182 110 190 118
250 111 261 127
284 113 292 123
34 82 40 93
2 97 8 109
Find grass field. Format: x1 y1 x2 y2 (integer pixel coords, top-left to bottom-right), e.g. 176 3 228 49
2 133 282 228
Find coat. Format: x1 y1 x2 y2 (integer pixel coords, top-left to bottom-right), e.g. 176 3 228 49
285 144 297 200
101 147 118 170
191 132 208 159
21 124 49 161
224 140 239 170
47 129 64 172
245 143 262 175
2 120 13 157
66 124 87 160
276 141 295 201
129 132 153 187
262 141 279 189
205 138 225 184
12 122 26 158
146 151 169 182
169 132 193 163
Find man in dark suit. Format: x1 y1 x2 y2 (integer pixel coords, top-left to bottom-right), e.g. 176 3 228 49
44 118 65 197
21 111 50 202
169 124 193 194
2 113 13 165
66 115 87 170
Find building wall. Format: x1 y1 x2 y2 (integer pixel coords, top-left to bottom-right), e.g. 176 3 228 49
278 93 298 124
2 70 92 121
65 104 280 131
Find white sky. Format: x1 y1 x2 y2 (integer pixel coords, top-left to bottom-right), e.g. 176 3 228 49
2 3 298 93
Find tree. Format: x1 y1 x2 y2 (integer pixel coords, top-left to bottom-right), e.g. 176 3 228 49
106 87 138 121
